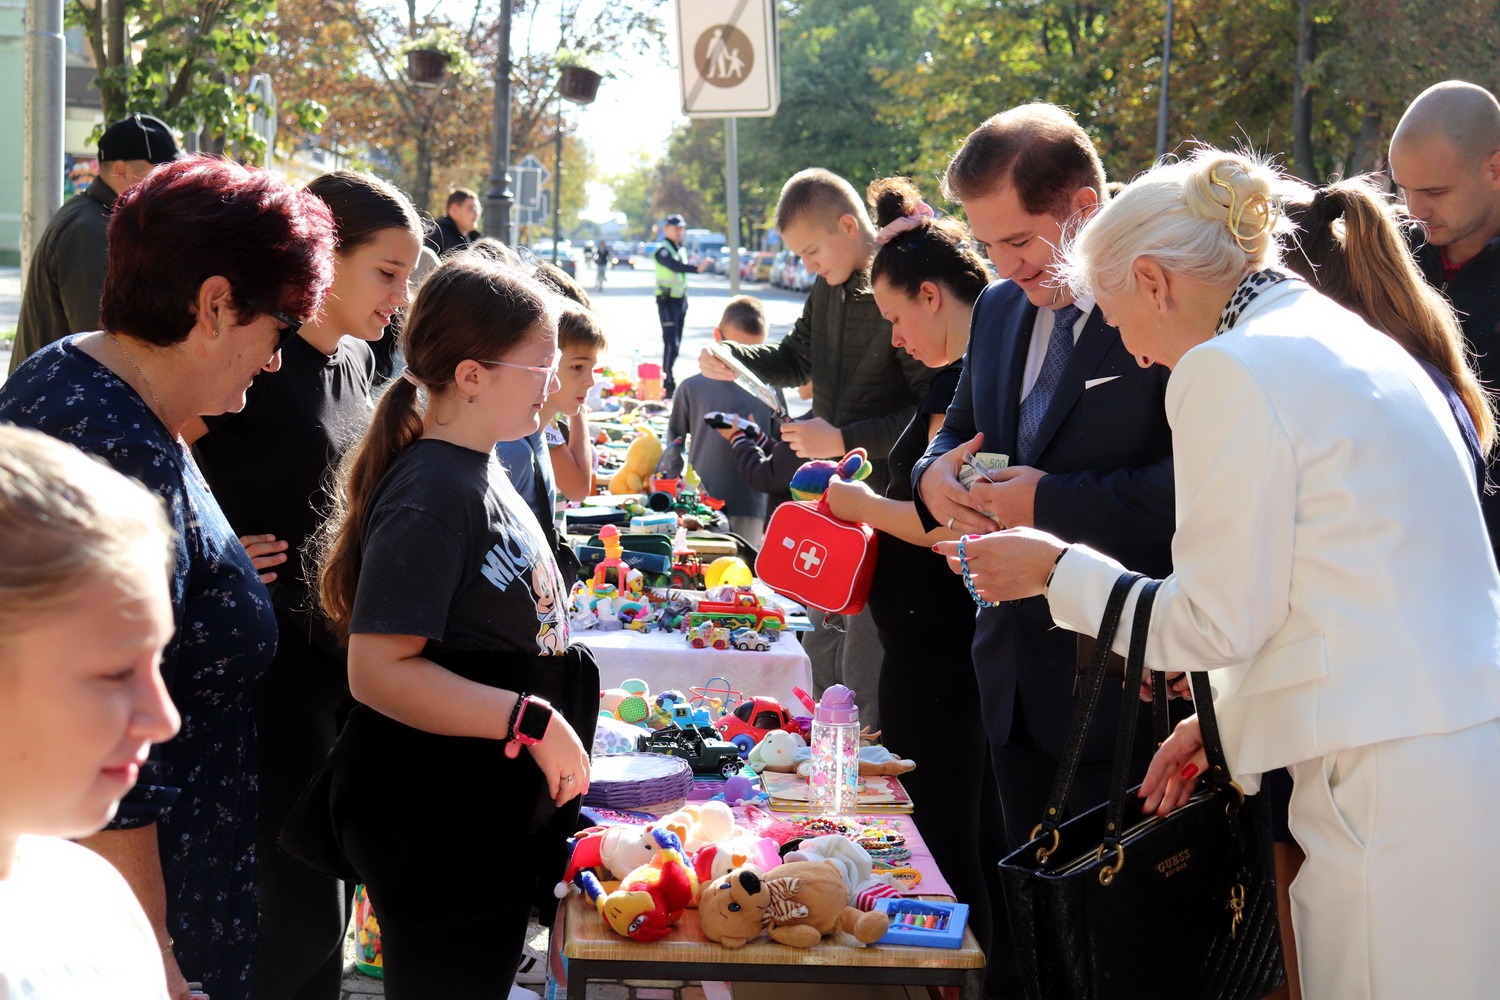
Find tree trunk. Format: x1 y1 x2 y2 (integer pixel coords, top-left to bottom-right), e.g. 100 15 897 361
412 133 434 216
1291 0 1316 180
1351 110 1384 175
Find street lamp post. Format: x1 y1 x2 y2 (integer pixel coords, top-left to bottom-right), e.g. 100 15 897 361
482 0 514 245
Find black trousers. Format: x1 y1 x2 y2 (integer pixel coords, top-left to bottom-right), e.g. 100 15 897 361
657 294 687 389
255 608 357 1000
984 690 1168 1000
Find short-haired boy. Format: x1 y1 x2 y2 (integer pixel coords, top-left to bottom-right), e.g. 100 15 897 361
698 168 930 729
543 304 609 503
665 296 784 544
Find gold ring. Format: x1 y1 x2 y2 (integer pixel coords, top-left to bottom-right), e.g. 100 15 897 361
947 516 956 530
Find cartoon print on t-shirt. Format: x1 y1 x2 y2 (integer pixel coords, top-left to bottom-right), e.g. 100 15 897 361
529 561 568 654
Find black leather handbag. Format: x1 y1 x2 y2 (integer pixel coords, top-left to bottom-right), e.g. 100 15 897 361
999 573 1286 1000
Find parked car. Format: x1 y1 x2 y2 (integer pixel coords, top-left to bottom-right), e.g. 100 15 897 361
747 251 777 282
777 252 804 290
792 256 814 291
769 250 791 289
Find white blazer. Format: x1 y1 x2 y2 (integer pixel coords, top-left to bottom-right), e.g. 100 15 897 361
1048 279 1500 781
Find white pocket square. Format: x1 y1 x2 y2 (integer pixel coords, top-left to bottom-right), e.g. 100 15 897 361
1084 376 1122 389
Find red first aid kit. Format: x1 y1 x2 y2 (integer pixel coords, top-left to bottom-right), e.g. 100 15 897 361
756 498 879 615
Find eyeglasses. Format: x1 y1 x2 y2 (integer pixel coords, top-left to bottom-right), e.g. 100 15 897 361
269 310 304 351
481 358 561 384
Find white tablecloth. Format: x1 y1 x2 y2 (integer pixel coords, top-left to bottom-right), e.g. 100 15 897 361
576 628 813 710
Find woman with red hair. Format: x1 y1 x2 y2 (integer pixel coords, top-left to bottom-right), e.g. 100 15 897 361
0 155 336 1000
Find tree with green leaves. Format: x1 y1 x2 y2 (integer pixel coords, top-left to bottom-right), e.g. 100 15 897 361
66 0 321 157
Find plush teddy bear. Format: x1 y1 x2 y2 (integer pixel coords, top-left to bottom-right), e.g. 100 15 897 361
577 828 698 943
698 858 890 949
609 427 664 495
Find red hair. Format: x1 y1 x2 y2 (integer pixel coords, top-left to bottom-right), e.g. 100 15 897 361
101 155 337 345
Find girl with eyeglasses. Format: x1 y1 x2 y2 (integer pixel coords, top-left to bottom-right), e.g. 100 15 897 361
306 255 595 996
185 170 422 1000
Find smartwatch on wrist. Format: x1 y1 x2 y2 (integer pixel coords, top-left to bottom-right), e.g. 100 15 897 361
503 694 555 758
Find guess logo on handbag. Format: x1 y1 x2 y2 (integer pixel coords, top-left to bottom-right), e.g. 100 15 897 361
1154 848 1192 878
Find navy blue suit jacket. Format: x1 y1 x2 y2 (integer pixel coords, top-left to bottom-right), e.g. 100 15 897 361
913 280 1176 762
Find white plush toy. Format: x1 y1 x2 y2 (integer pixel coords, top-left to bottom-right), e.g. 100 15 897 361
747 730 806 773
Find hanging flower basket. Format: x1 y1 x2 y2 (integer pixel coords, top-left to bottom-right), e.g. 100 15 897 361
559 65 602 105
406 48 449 87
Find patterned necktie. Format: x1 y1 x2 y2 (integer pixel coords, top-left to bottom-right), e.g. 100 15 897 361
1017 303 1083 464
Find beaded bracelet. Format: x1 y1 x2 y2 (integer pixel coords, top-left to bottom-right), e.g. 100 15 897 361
959 534 1000 608
504 691 529 742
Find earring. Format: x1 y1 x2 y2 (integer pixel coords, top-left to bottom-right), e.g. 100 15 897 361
465 391 476 404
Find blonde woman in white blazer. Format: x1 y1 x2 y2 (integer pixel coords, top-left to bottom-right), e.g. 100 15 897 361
936 149 1500 1000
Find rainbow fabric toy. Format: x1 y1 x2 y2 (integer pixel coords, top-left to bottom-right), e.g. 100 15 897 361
788 448 873 501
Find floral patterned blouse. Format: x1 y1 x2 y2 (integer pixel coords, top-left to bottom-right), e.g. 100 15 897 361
0 337 275 1000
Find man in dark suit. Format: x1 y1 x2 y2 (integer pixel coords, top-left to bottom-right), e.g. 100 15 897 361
912 103 1177 999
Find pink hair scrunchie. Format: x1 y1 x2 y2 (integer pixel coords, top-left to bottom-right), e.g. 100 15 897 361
874 201 936 245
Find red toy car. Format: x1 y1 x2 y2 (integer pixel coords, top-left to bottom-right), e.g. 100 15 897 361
714 696 806 755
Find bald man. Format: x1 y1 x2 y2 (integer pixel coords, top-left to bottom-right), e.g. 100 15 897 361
1391 80 1500 562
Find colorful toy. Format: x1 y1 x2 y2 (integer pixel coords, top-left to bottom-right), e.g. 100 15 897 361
729 627 768 652
873 900 971 949
656 801 742 853
577 827 699 942
747 729 807 773
609 428 664 495
717 697 806 755
687 587 786 636
716 773 761 806
636 721 743 779
686 621 730 649
703 556 754 589
697 857 890 949
788 448 873 501
691 836 782 883
555 823 662 897
589 525 645 597
793 743 918 777
353 884 383 978
630 512 678 534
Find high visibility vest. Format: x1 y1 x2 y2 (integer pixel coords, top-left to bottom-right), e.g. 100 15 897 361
655 241 689 298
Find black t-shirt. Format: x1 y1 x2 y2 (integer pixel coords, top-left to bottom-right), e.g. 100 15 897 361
195 335 376 595
350 438 570 658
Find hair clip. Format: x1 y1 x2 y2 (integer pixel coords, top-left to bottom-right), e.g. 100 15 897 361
1209 168 1280 253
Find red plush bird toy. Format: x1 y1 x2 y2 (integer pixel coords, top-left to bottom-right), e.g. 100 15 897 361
577 827 699 942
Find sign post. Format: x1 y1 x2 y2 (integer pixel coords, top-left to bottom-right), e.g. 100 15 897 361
676 0 779 294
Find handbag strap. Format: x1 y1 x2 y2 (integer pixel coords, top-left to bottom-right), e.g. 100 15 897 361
1031 572 1144 858
1190 670 1237 793
1102 579 1162 848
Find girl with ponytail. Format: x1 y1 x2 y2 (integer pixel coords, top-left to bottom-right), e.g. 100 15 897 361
312 256 596 997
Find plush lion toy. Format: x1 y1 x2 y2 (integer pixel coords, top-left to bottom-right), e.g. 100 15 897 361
577 827 699 943
697 859 889 949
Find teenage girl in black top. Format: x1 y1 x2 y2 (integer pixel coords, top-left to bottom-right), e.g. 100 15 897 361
316 256 596 997
822 177 1007 969
190 171 422 1000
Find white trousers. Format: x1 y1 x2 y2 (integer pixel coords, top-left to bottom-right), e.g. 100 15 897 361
1286 717 1500 1000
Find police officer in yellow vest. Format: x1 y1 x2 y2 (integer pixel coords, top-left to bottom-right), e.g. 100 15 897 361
655 213 709 395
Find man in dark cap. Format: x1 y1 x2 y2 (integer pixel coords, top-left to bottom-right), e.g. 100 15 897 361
654 213 710 396
10 113 183 373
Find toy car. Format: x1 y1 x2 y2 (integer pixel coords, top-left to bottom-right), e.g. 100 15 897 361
687 622 730 650
635 725 743 778
688 588 786 636
714 695 804 755
729 627 769 652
